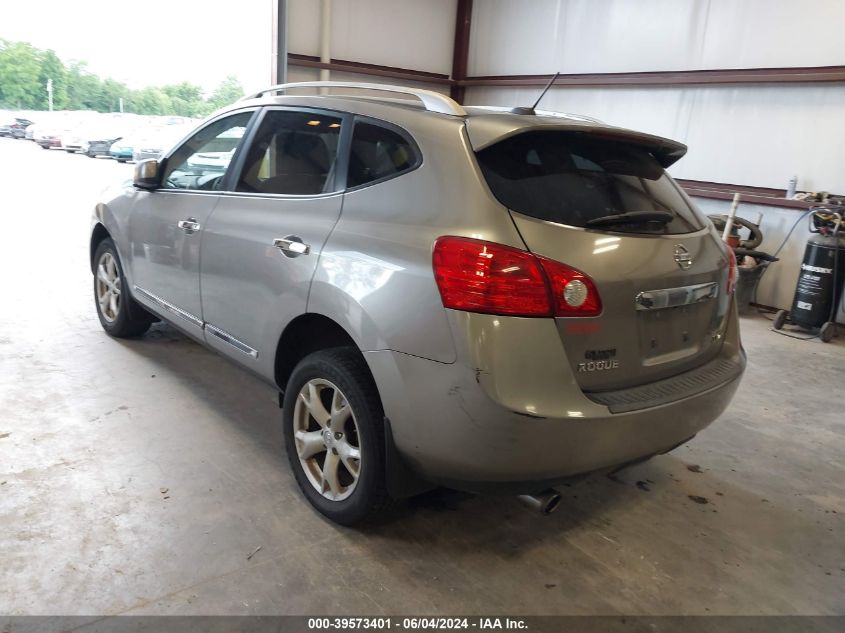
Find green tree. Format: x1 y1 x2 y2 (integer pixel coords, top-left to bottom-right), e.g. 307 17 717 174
0 40 44 108
37 50 68 109
207 75 244 111
125 87 172 115
65 61 104 110
101 78 129 113
161 82 205 117
0 38 237 116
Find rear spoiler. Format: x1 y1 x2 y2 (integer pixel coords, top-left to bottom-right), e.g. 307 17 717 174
465 115 688 168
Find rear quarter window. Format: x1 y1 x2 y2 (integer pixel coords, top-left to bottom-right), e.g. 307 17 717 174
476 131 705 234
347 121 418 188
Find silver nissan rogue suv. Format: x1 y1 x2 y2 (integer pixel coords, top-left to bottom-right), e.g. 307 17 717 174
90 82 745 524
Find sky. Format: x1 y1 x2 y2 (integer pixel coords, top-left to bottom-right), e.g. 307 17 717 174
1 0 274 95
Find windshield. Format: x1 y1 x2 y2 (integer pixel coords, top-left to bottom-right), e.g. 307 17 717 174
476 131 705 234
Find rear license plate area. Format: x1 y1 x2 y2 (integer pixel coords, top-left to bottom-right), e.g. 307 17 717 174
639 305 704 365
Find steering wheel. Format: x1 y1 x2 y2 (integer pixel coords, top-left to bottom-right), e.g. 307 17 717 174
197 173 223 191
707 214 763 250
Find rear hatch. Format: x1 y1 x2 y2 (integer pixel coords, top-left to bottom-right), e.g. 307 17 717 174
469 117 732 392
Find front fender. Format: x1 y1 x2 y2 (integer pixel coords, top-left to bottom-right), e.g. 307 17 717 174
90 184 137 281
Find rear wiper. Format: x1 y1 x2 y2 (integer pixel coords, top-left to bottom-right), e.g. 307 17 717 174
585 211 674 228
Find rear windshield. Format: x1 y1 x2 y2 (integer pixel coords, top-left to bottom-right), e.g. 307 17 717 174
476 132 705 234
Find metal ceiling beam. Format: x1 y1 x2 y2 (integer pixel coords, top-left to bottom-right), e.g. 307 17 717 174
461 66 845 88
271 0 288 84
450 0 473 103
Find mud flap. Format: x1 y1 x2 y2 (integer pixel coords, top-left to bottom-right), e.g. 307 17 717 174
384 416 433 499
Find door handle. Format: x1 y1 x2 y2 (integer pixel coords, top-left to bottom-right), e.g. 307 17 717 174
273 236 311 257
177 218 201 233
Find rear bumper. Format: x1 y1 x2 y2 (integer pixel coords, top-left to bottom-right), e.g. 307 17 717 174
365 304 744 492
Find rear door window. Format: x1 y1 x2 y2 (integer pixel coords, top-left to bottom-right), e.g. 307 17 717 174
476 132 705 234
236 110 343 195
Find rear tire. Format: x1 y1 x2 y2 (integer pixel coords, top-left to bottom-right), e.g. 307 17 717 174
93 238 153 338
283 347 391 525
773 309 788 330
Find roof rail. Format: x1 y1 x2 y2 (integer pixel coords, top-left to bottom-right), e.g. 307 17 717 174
240 81 466 116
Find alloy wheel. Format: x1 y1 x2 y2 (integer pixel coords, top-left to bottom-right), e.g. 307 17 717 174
96 252 121 323
293 378 362 501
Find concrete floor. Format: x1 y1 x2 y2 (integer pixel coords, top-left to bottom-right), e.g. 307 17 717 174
0 138 843 616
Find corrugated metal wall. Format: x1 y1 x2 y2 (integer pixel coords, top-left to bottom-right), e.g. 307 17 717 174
289 0 457 76
465 0 845 193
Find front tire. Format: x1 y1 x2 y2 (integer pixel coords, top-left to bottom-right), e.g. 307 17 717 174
93 238 153 338
283 347 391 525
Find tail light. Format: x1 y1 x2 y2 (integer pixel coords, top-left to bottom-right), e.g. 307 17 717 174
725 245 738 295
432 236 601 318
539 255 603 316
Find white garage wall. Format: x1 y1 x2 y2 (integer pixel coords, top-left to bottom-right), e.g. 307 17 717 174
289 0 457 75
286 66 450 97
467 83 845 193
465 0 845 193
468 0 845 75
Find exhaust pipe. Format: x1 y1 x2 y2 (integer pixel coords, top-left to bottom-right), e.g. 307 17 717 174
517 489 562 515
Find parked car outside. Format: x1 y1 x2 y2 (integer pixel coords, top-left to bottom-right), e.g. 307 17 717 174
0 117 33 138
89 82 745 525
58 129 89 153
86 136 121 158
83 120 129 158
185 148 236 172
34 127 63 150
131 124 193 162
109 137 136 162
11 118 34 139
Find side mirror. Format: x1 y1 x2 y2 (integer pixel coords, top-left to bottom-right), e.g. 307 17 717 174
133 159 161 190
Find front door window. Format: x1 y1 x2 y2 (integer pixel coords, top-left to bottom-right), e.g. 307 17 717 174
161 111 253 191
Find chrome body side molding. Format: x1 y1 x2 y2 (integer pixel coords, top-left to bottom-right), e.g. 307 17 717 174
133 285 203 327
204 324 259 359
133 285 258 358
